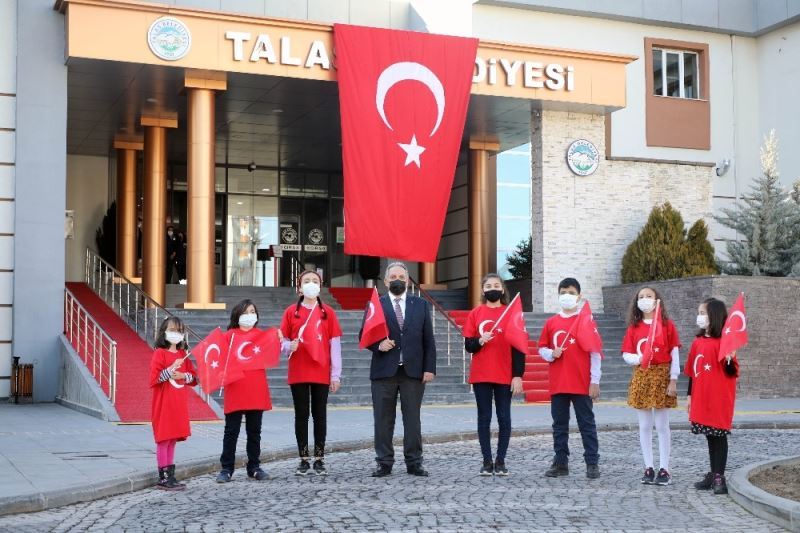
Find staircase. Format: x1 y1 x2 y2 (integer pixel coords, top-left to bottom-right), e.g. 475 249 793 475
168 286 474 407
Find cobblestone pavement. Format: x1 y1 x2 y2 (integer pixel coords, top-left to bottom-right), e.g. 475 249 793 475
1 429 795 533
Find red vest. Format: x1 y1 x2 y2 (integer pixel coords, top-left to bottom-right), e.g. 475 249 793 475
280 303 342 385
684 336 738 430
462 304 513 385
222 328 272 414
538 314 592 395
149 348 196 443
621 319 681 365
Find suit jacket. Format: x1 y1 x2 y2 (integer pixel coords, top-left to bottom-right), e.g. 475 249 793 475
360 293 437 380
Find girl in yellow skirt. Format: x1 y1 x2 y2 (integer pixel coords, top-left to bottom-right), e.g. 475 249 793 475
621 287 681 486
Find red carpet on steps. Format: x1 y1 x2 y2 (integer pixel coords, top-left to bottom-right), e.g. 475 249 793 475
65 282 219 423
328 287 373 310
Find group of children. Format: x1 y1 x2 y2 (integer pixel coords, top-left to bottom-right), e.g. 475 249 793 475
149 273 740 495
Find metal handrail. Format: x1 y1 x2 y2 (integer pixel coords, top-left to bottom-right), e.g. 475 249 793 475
84 248 215 405
64 287 118 404
408 276 469 383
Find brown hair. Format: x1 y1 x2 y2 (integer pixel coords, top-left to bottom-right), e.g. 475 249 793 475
155 316 188 350
626 286 671 327
479 273 510 305
228 299 258 330
697 297 727 338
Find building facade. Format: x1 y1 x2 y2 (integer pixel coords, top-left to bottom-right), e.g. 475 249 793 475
1 0 798 401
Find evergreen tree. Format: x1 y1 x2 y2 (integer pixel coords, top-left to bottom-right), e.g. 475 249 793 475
684 219 719 276
715 130 800 276
621 202 691 283
506 236 532 279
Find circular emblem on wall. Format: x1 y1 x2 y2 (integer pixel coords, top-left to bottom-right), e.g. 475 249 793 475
566 139 600 176
308 228 325 245
147 17 192 61
281 226 298 244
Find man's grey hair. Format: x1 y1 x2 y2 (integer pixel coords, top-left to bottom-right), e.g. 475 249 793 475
384 261 409 279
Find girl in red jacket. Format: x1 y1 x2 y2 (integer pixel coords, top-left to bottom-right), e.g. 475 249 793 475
150 316 197 491
685 297 739 495
280 270 342 476
215 299 272 483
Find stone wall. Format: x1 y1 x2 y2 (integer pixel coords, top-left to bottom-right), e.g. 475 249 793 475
530 109 714 313
602 276 800 398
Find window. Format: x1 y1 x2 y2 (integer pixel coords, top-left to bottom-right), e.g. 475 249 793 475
652 48 699 99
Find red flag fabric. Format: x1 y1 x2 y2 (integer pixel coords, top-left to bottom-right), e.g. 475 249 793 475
640 300 665 370
719 293 748 361
298 305 326 365
191 327 242 395
492 294 530 354
359 288 389 349
572 300 604 355
334 24 479 261
236 328 281 370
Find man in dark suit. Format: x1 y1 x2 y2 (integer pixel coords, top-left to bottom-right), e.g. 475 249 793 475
360 262 436 477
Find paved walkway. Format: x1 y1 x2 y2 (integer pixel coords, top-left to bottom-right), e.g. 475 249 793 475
1 398 799 521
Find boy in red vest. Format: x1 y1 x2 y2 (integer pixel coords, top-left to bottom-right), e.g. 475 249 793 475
537 278 602 479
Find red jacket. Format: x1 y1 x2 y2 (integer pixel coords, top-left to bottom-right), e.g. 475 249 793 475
150 348 196 443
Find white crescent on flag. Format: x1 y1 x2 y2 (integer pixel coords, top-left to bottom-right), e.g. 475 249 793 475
376 61 445 136
553 330 567 348
692 353 705 378
636 337 647 358
237 341 253 361
168 377 184 389
478 320 494 337
204 343 220 365
729 310 746 332
366 302 375 322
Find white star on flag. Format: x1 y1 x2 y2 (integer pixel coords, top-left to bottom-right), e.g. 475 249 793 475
253 346 261 354
317 334 323 342
704 363 712 372
569 338 576 344
398 134 425 167
725 327 731 334
211 360 219 369
654 347 659 353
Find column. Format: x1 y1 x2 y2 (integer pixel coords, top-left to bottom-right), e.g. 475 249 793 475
141 114 177 307
183 70 226 309
418 262 437 286
468 140 499 308
113 137 142 281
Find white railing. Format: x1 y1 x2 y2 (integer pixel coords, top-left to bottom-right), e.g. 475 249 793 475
64 287 117 404
84 248 216 406
408 278 469 384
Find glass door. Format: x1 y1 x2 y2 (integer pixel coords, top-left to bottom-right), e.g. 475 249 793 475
225 195 279 286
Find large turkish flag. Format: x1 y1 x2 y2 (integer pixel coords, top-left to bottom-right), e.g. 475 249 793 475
334 24 478 261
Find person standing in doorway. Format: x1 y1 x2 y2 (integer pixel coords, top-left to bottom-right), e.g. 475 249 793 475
165 225 178 284
360 262 436 478
176 230 187 282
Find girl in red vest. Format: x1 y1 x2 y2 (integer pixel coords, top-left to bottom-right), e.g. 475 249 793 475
280 270 342 476
621 287 681 486
463 274 524 476
685 297 739 495
215 299 272 483
150 316 197 491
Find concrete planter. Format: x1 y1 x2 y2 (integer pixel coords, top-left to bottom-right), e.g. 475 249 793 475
729 456 800 532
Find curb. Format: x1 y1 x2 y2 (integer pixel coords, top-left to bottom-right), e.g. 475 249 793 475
2 422 800 517
728 455 800 532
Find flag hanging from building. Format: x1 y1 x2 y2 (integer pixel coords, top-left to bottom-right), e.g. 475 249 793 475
719 293 748 361
334 24 478 261
359 288 389 350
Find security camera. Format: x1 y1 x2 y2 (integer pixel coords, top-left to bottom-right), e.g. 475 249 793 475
248 162 257 172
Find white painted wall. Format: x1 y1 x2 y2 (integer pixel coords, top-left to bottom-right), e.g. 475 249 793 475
66 155 109 282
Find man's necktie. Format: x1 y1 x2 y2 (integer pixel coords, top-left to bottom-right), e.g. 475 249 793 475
393 298 404 329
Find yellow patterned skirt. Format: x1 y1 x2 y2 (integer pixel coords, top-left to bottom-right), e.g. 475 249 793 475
627 362 677 409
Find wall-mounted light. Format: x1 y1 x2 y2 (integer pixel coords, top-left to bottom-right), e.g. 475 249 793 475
715 158 731 177
248 162 257 172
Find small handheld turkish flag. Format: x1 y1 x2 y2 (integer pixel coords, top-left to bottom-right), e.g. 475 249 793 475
640 300 665 370
298 306 326 365
492 293 530 354
334 24 479 261
719 293 748 361
191 328 241 394
572 301 604 355
236 328 281 371
359 288 389 350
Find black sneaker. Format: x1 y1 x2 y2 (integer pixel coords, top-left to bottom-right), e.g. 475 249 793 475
712 474 728 495
295 460 312 476
247 467 269 481
586 464 600 479
641 467 655 484
694 472 714 490
655 468 671 486
544 462 569 477
313 459 328 476
215 470 232 483
494 461 509 476
480 459 494 476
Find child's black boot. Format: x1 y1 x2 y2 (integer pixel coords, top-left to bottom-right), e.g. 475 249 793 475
165 465 186 491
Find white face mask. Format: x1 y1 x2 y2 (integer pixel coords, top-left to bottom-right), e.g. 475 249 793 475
165 331 184 345
558 293 579 310
302 282 321 299
696 315 709 329
637 297 656 313
239 313 258 328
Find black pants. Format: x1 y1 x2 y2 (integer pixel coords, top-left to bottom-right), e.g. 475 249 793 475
473 382 512 462
176 260 186 280
220 410 263 473
371 366 425 468
290 383 329 458
550 393 599 466
706 435 729 475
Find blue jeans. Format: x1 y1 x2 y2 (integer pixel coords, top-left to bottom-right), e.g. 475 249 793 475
473 382 513 462
550 393 599 466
